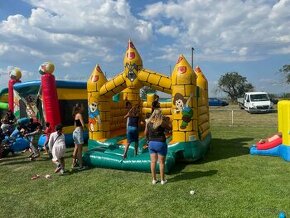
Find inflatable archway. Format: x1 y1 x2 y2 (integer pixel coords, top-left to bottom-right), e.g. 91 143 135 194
83 39 211 172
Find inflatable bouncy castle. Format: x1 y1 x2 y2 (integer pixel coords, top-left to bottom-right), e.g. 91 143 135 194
0 63 90 156
0 63 89 146
250 101 290 161
83 39 211 172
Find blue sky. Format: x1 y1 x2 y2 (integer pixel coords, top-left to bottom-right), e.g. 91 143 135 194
0 0 289 97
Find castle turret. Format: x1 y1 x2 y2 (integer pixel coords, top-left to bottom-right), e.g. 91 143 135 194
171 55 198 142
87 65 110 140
122 39 142 105
195 66 210 140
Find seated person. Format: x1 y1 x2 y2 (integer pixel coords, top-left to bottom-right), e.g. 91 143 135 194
1 110 16 134
259 132 282 144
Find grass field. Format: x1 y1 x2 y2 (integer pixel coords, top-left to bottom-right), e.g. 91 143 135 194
0 106 289 218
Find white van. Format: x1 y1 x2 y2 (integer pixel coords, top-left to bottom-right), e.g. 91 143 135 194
237 92 273 113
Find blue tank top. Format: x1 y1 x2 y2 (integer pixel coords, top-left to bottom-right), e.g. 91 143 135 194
128 117 139 127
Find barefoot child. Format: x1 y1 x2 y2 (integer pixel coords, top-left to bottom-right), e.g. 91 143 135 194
48 124 66 174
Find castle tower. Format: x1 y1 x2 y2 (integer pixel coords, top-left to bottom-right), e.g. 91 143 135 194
122 39 143 105
171 55 198 142
87 64 109 140
195 66 210 140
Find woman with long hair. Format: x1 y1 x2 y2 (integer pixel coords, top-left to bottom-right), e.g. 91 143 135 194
72 103 85 169
144 109 172 185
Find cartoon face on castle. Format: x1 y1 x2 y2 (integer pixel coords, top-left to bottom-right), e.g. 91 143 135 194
173 93 186 112
89 102 98 113
88 100 101 131
175 99 184 111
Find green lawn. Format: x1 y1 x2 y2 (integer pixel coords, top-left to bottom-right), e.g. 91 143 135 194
0 107 289 218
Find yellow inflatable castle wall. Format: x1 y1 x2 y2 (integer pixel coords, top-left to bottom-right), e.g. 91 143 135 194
87 39 210 146
277 101 290 161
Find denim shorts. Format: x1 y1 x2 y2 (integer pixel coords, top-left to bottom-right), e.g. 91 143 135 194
127 126 138 143
149 141 167 156
73 127 84 144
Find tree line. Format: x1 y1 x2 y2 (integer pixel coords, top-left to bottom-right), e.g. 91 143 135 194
217 64 290 102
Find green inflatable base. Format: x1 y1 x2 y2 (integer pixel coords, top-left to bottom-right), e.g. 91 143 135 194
83 133 211 173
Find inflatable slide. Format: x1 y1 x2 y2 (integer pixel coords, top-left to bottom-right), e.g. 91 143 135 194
250 100 290 161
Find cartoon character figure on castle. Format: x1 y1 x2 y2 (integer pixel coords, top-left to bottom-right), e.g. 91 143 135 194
88 101 101 131
25 95 38 119
173 93 194 129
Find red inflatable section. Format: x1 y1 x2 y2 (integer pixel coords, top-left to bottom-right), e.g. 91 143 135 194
256 137 282 150
41 74 61 131
8 79 20 112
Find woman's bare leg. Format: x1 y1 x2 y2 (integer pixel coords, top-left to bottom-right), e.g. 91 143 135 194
123 143 129 159
150 153 158 180
72 144 78 167
158 155 166 181
77 144 83 167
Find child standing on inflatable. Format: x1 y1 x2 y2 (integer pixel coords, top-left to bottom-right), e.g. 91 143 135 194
123 103 140 159
72 104 85 170
48 124 66 174
151 94 160 113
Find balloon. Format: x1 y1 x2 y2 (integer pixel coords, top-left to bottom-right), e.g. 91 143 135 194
9 68 22 80
39 62 55 75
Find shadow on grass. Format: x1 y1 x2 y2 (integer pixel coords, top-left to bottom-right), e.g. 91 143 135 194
201 137 253 164
169 169 218 182
65 167 90 175
0 153 27 163
1 157 49 166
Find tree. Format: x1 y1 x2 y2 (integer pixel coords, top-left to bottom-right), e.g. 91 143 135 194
279 64 290 83
218 72 254 102
140 86 156 99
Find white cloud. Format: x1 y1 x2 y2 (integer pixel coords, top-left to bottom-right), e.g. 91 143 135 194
0 0 153 72
140 2 164 18
27 0 153 39
0 43 9 55
269 0 290 20
0 0 289 95
157 25 179 37
140 0 290 62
